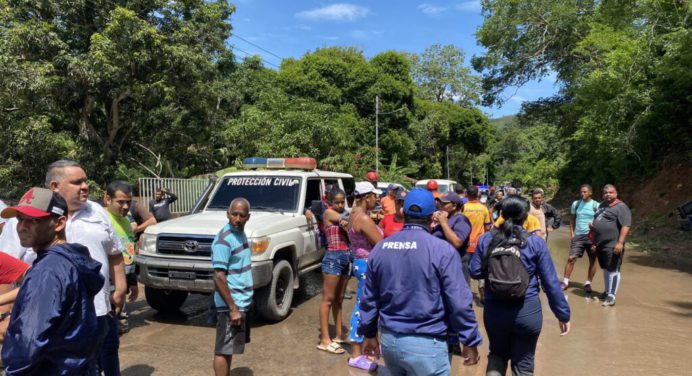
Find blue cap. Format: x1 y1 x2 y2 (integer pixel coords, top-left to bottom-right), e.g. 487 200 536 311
403 189 435 217
440 191 463 205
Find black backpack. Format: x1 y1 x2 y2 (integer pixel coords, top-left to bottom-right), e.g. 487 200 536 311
483 231 530 301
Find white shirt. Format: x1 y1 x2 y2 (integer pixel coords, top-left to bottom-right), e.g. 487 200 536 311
66 200 123 316
0 200 122 317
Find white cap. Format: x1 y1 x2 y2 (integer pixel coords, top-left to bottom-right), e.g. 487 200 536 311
354 181 382 196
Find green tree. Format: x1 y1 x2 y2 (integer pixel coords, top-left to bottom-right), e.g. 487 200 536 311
0 0 236 196
474 0 691 189
408 44 481 106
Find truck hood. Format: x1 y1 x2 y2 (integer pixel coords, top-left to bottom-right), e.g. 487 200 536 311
143 210 302 238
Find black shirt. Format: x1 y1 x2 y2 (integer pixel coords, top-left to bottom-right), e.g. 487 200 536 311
592 200 631 248
149 193 177 222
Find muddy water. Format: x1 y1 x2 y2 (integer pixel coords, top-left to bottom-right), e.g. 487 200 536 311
119 227 692 375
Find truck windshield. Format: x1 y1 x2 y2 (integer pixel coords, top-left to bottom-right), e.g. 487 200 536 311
206 176 302 212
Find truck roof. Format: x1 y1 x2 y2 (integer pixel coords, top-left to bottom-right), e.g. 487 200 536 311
221 169 353 179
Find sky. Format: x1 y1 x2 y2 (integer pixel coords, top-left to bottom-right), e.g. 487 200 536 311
228 1 559 118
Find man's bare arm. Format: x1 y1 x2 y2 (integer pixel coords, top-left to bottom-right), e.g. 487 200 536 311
213 269 243 326
109 254 127 315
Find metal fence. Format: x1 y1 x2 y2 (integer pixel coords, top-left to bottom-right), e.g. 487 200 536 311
138 177 211 214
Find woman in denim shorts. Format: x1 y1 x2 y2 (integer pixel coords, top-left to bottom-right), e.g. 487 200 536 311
316 189 351 355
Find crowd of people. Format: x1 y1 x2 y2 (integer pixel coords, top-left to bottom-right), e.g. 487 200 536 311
308 172 632 375
0 160 179 375
0 160 632 376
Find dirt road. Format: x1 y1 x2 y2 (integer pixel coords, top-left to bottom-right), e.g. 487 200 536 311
119 227 692 375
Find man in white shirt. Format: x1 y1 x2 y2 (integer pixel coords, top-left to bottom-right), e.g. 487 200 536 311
40 160 127 375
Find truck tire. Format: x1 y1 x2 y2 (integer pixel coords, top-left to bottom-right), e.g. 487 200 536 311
145 286 188 313
256 260 294 322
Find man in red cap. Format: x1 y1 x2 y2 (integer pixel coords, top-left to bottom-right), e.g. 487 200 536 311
0 159 126 374
0 187 105 375
365 170 379 189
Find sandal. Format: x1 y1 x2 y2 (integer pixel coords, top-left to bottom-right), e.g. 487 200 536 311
348 355 378 371
316 342 345 354
332 337 348 344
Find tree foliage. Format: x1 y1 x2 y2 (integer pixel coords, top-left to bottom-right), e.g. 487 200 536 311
408 44 481 106
0 1 492 197
0 0 236 196
222 47 491 182
474 0 691 191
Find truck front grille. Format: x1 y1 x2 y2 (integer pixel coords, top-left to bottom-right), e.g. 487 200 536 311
156 235 214 257
148 267 214 280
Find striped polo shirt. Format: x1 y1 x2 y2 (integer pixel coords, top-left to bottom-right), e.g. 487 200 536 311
212 223 253 310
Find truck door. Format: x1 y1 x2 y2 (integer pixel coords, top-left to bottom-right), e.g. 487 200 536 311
299 178 323 268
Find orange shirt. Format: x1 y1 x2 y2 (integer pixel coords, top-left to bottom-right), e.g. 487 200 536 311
463 200 492 253
380 196 396 216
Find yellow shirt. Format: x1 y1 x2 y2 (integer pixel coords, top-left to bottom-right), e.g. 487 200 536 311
463 200 492 253
494 214 542 234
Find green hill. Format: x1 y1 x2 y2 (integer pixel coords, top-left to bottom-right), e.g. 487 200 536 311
490 115 517 128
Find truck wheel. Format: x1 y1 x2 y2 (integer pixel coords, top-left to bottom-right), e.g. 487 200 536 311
145 286 188 313
256 260 294 322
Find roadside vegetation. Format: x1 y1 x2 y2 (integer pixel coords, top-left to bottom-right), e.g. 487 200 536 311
1 0 689 213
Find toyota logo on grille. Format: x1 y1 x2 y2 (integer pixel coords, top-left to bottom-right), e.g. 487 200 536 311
183 240 199 252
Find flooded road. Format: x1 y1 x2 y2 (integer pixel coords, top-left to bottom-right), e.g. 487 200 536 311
119 227 692 375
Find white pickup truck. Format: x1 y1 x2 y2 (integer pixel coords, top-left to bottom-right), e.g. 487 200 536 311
137 158 354 321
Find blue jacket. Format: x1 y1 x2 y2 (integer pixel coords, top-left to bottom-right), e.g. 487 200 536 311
431 213 471 254
2 243 105 376
469 229 571 322
358 224 482 347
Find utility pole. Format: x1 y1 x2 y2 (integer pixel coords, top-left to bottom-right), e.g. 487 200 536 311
446 145 450 179
375 95 379 174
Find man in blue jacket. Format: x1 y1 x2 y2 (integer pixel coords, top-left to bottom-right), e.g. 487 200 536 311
1 187 105 375
358 189 482 375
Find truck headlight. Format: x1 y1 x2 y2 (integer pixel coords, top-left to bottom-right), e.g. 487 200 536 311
250 236 269 253
139 233 157 253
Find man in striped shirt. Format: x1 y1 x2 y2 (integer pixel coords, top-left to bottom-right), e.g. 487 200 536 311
212 198 253 376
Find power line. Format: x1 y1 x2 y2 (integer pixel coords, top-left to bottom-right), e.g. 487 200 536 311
231 34 284 61
230 45 280 68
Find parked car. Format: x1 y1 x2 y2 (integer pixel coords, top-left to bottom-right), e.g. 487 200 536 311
136 157 355 322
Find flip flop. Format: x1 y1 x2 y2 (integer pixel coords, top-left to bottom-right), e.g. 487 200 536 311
317 342 345 354
348 355 378 371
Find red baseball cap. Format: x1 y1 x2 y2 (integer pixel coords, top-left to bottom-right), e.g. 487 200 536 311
365 171 379 182
426 180 438 190
1 188 68 219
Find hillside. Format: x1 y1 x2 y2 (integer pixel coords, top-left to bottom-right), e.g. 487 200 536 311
624 163 692 268
489 115 517 129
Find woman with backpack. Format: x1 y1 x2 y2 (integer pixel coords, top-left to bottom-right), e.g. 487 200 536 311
469 196 570 376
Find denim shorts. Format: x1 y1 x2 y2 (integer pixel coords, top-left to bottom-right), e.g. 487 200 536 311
321 250 351 276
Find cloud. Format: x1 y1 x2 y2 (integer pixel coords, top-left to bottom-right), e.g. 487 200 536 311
295 3 370 22
455 1 481 12
320 36 340 41
296 24 313 31
418 3 447 15
510 95 527 104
